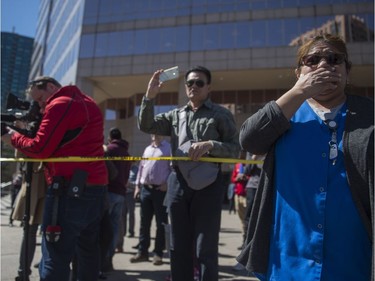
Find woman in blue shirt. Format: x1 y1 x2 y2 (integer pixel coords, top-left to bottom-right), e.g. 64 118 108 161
238 34 373 281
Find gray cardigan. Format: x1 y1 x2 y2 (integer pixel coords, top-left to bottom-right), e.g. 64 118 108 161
237 94 374 277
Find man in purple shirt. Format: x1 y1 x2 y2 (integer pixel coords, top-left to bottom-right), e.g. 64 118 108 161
130 134 171 265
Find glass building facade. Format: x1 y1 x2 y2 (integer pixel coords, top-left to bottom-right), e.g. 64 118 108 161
1 32 34 110
31 0 374 157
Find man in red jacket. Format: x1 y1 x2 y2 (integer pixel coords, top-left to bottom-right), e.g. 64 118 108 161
2 76 108 281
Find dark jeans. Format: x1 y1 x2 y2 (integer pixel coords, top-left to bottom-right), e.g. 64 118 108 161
39 185 106 281
138 185 168 257
118 190 136 249
123 191 135 236
167 170 224 281
107 192 124 258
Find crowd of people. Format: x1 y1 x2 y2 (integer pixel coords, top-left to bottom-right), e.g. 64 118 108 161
2 34 373 281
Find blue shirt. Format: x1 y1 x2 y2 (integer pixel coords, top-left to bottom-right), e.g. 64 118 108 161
262 101 371 281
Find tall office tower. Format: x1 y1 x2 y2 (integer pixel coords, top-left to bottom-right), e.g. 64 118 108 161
31 0 373 157
1 32 34 110
1 32 34 182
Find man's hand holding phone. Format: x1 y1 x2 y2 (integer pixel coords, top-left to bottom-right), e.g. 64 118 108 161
159 66 179 82
146 67 179 99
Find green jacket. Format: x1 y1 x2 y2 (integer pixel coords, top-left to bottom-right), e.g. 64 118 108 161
138 96 240 159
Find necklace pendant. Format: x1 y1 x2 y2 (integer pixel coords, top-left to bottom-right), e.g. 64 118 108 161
329 142 338 160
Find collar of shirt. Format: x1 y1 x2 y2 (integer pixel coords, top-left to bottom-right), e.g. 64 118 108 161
183 98 213 112
151 140 167 148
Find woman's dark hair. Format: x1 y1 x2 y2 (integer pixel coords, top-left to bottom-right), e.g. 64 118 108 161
184 66 212 84
296 34 352 73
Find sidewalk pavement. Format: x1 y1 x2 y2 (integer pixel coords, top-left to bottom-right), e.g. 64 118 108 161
1 193 258 281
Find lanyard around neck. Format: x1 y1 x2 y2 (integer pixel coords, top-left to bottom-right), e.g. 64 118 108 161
325 119 338 165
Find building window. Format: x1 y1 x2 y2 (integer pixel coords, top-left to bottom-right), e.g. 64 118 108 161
81 12 373 59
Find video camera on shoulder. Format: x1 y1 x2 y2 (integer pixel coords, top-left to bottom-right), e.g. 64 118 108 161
1 93 42 137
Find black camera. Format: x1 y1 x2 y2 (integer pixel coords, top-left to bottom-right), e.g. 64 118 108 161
1 93 42 137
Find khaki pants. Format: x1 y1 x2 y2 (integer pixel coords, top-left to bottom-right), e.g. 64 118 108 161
234 194 247 240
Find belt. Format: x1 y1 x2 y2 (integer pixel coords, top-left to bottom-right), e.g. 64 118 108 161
172 163 221 170
85 183 106 188
143 184 161 189
51 177 105 190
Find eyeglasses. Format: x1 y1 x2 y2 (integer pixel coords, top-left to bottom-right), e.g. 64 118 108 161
185 79 206 88
29 79 51 85
301 53 346 67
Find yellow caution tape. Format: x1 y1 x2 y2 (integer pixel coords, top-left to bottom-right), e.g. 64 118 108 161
0 156 263 165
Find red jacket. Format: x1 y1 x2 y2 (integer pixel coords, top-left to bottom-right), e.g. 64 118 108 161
11 86 108 185
231 163 248 196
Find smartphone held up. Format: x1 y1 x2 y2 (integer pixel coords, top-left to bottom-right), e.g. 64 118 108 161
159 66 179 82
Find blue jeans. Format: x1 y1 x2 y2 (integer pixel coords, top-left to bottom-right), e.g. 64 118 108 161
123 190 135 235
39 185 106 281
118 190 136 248
166 170 224 281
107 192 125 258
138 185 168 257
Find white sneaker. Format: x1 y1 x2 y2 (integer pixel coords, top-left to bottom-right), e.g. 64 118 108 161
232 262 245 271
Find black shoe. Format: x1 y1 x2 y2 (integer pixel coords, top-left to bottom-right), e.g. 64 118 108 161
130 253 149 263
132 243 139 249
128 233 134 238
115 247 123 253
152 255 163 266
15 276 30 281
34 262 39 268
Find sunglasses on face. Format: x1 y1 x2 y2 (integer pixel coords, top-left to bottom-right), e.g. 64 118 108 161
185 79 206 88
301 53 346 67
